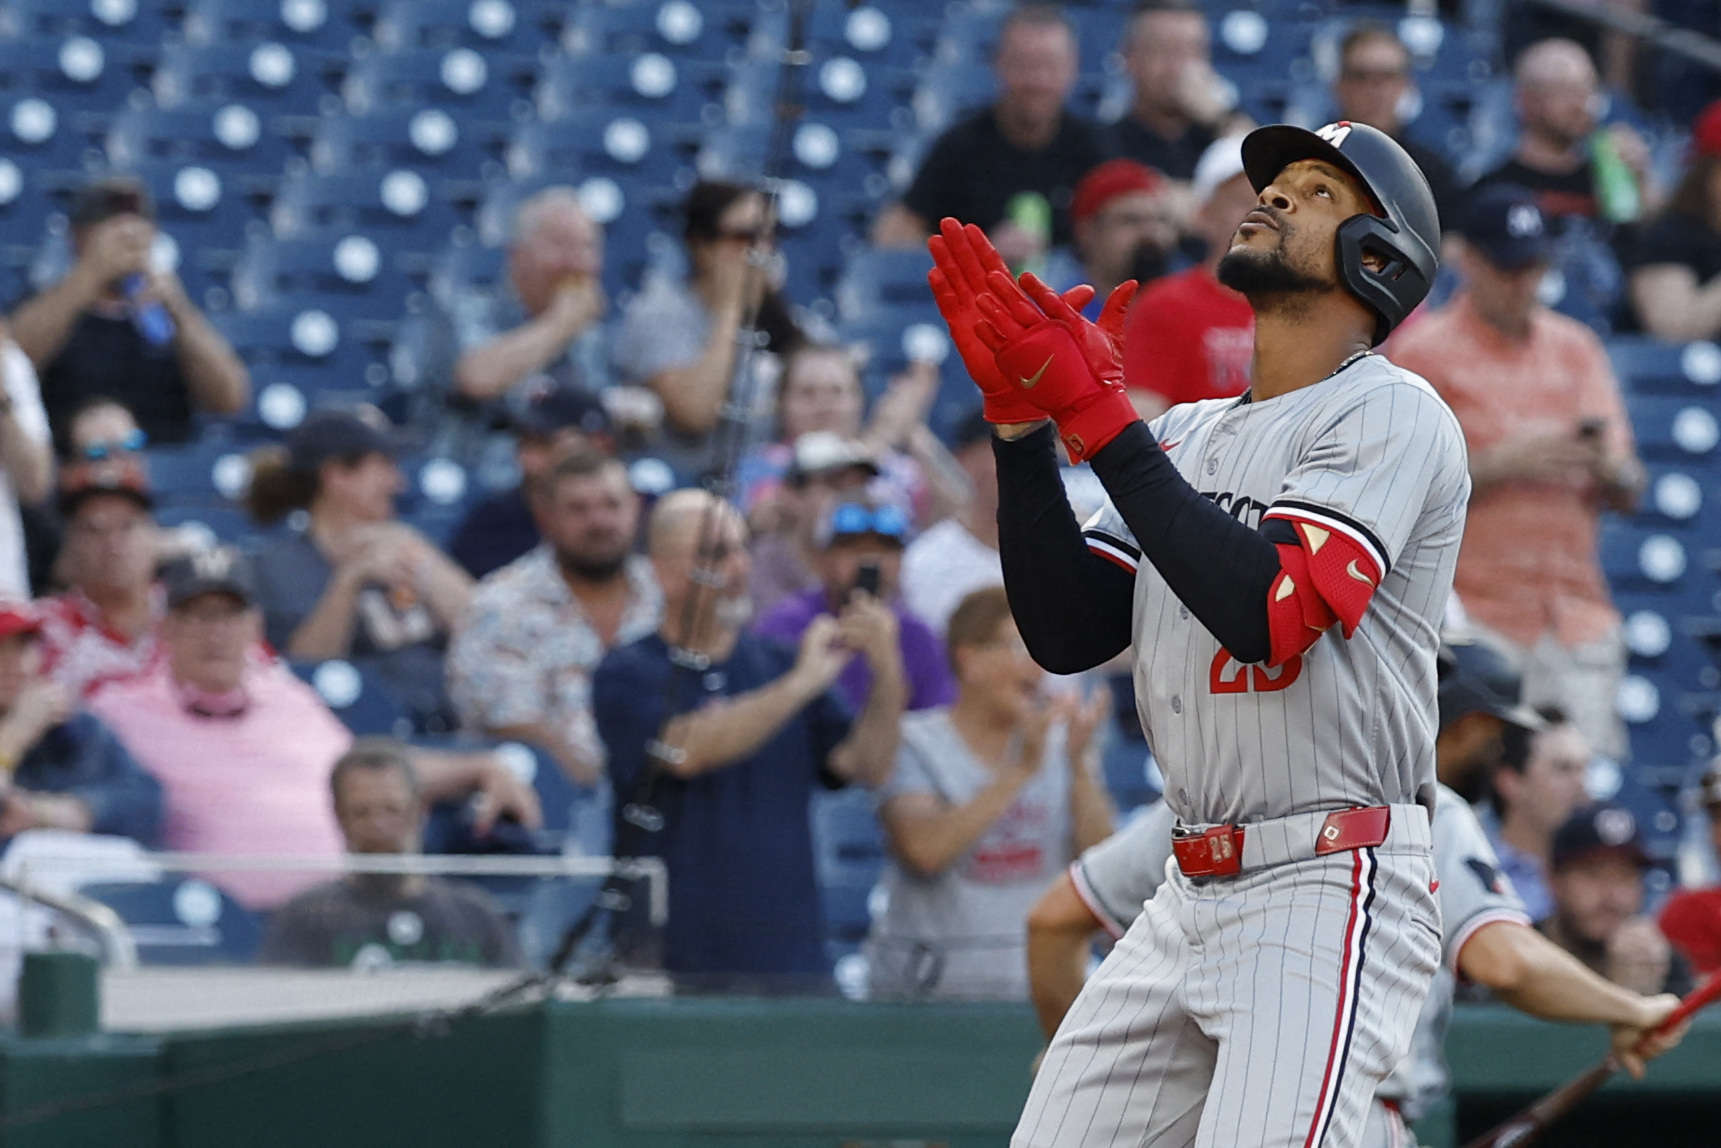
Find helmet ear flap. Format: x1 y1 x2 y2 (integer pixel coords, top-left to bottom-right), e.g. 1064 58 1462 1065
1334 214 1436 345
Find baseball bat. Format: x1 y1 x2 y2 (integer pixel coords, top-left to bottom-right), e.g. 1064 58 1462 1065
1459 972 1721 1148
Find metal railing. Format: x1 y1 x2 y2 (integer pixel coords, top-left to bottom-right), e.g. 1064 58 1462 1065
8 851 670 944
0 873 137 970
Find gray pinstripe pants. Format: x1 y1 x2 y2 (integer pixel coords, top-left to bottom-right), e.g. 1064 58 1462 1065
1015 847 1439 1148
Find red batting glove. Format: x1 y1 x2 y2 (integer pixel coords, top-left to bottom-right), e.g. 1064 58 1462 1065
927 219 1096 425
974 272 1140 462
1019 271 1136 390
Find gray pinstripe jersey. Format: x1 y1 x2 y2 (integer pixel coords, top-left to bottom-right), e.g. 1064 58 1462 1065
1082 355 1469 827
1072 786 1530 1118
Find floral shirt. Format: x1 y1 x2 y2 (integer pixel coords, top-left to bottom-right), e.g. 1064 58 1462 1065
37 587 167 697
446 547 661 771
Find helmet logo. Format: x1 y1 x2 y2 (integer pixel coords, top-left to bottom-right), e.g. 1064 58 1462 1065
1315 122 1353 147
1506 204 1544 238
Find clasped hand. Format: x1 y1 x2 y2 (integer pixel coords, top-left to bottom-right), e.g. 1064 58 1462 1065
927 218 1140 460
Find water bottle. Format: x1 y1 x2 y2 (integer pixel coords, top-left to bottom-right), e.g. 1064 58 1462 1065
121 273 176 348
1589 131 1641 225
1003 191 1052 279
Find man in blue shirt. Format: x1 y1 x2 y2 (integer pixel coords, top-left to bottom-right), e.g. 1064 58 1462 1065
593 490 905 985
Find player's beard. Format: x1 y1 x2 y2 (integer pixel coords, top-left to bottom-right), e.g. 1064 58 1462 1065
1215 212 1331 308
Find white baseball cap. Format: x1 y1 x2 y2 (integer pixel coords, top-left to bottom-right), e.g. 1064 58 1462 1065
1191 134 1249 206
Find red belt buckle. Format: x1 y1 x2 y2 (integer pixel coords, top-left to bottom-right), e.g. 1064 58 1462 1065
1314 806 1391 856
1173 824 1245 877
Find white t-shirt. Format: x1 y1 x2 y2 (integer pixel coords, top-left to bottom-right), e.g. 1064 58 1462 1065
0 343 48 599
899 518 1002 637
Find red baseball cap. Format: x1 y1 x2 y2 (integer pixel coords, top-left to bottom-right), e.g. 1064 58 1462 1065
1694 99 1721 159
0 601 41 642
1070 160 1165 225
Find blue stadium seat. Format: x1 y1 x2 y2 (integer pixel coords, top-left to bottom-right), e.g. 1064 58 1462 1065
270 167 466 250
233 363 398 436
428 239 507 309
213 303 373 385
475 742 611 858
290 657 414 737
2 0 180 43
535 52 716 124
805 3 928 67
155 504 257 545
560 0 755 62
1540 228 1625 335
151 40 343 112
183 0 383 46
397 453 476 545
342 45 536 120
372 0 566 53
1617 598 1716 693
1608 336 1721 396
107 101 295 184
506 112 690 189
930 3 1003 64
910 60 995 135
836 308 960 432
78 877 263 966
1625 394 1721 463
798 50 916 129
0 34 144 117
1611 777 1685 866
834 247 935 321
1636 465 1715 533
2 92 99 179
145 440 254 502
812 788 886 946
310 109 510 185
1599 521 1705 600
1212 7 1316 89
231 230 422 319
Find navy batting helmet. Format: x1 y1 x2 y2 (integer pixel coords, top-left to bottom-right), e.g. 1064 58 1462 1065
1436 637 1544 735
1240 121 1440 345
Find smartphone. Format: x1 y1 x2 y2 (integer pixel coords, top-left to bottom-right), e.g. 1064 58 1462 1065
1578 418 1606 439
852 561 881 601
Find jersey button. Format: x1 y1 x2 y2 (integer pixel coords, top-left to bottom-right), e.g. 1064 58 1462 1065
1170 695 1182 714
1179 605 1190 620
1206 457 1218 475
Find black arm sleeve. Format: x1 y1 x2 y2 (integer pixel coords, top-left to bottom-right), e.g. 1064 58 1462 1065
1086 421 1286 665
993 425 1136 674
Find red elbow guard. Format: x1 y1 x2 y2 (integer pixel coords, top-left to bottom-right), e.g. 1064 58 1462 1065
1267 542 1337 666
1263 517 1385 665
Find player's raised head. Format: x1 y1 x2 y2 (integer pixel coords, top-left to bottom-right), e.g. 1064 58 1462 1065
1226 121 1439 345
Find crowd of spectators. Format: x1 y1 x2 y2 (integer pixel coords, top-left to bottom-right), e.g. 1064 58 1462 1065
0 0 1714 1014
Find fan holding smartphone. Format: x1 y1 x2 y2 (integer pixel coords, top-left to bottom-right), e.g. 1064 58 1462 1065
756 498 958 716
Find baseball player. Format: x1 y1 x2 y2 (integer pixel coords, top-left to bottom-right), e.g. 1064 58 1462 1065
930 122 1466 1147
1026 641 1687 1147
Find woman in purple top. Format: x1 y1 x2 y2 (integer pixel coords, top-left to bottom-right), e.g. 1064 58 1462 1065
753 499 955 714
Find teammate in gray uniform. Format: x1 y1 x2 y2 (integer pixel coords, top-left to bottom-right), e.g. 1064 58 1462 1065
1025 642 1687 1148
932 121 1518 1146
